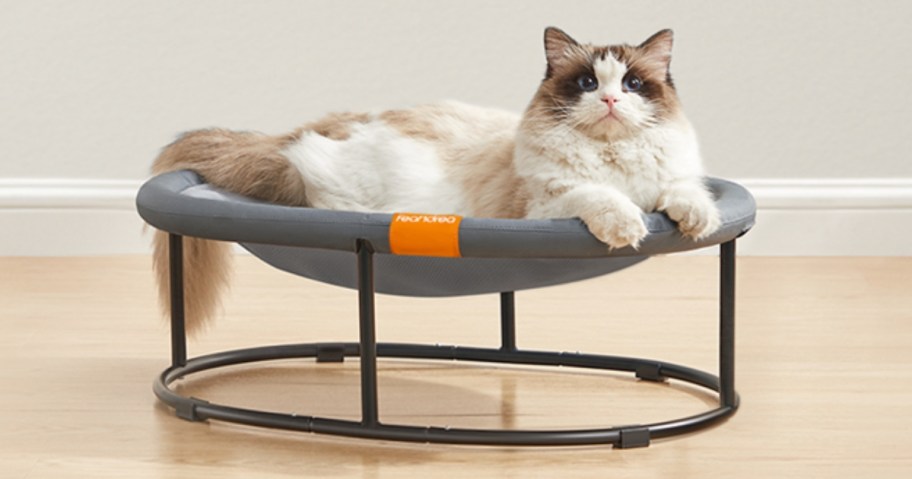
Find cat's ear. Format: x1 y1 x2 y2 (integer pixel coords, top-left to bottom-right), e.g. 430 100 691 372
544 27 580 75
638 29 674 71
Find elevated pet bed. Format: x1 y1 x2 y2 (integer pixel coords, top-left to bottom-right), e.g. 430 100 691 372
137 170 756 448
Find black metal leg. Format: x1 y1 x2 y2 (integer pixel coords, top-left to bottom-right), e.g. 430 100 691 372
168 233 187 368
356 239 379 427
500 292 516 351
719 239 737 407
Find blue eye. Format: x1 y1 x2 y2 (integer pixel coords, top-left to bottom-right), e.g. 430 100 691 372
576 74 598 92
623 75 643 91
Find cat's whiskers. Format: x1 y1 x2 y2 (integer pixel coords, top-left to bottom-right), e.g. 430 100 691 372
537 97 576 119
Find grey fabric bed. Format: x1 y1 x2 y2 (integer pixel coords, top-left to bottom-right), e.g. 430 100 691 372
136 170 755 296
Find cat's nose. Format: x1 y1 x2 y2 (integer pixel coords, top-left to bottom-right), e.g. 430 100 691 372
601 95 619 106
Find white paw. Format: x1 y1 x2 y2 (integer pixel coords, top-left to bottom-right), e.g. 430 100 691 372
661 194 721 240
585 203 649 249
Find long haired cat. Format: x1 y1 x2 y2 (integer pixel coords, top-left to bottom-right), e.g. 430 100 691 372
151 27 719 334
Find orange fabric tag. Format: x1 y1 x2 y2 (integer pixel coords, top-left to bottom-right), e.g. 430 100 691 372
389 213 462 257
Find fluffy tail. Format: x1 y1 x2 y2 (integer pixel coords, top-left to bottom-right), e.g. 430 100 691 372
150 129 308 335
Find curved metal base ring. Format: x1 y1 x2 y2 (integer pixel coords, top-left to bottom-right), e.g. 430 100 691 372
154 342 739 448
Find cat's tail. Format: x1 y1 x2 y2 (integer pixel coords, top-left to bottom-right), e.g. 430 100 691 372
150 128 308 335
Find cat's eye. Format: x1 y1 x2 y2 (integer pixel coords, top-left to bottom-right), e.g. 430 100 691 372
576 74 598 92
623 75 643 92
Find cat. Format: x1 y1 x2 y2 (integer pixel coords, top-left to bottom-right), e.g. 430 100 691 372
150 27 720 334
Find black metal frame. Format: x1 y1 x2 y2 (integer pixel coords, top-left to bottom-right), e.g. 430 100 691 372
154 234 739 448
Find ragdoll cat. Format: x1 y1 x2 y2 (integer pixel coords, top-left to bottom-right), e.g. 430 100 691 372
151 27 720 333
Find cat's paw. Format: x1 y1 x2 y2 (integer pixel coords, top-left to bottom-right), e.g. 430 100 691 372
661 194 721 240
585 204 649 249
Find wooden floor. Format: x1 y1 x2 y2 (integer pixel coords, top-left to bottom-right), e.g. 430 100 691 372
1 254 910 478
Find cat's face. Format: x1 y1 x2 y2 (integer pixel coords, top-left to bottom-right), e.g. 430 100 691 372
528 28 681 140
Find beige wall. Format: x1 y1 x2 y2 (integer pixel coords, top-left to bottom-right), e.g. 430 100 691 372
2 0 910 181
2 1 911 255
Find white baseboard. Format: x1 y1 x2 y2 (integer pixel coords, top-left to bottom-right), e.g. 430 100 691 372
735 179 912 255
1 177 911 256
0 179 149 256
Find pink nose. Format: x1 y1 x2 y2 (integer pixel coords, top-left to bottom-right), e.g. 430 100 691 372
602 95 618 106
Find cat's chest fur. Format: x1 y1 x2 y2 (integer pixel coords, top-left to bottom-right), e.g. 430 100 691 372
598 136 668 195
517 123 701 212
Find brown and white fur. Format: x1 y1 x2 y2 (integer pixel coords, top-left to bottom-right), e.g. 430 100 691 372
151 27 719 334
